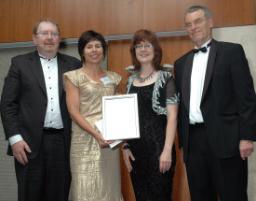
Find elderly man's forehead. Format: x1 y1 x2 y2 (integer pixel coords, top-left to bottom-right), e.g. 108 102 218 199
38 21 58 29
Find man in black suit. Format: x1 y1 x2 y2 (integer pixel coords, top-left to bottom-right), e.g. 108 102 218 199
174 5 256 201
0 20 80 201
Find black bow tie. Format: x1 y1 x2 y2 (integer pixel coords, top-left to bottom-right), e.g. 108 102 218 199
39 55 57 60
193 46 207 53
193 42 211 54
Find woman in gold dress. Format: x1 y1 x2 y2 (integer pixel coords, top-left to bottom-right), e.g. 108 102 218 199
64 30 123 201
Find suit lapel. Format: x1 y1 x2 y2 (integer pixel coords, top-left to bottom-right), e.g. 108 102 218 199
29 51 47 96
182 51 194 112
201 40 217 102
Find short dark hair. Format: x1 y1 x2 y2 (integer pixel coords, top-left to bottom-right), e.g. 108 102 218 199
185 5 213 19
130 29 162 71
32 19 60 35
78 30 107 63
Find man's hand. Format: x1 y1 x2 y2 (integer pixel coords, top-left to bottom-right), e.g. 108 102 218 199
239 140 254 160
11 140 31 165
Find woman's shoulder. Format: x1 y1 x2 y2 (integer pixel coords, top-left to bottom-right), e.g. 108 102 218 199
64 68 83 76
159 69 173 78
106 70 119 77
155 70 174 89
63 68 89 85
105 70 122 83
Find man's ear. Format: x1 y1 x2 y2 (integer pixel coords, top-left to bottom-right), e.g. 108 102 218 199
32 35 37 45
208 18 214 28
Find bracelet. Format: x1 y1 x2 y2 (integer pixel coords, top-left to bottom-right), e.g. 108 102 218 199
122 144 130 150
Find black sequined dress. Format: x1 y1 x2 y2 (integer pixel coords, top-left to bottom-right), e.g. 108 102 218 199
128 75 177 201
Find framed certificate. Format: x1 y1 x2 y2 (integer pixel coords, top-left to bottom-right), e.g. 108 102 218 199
102 93 140 140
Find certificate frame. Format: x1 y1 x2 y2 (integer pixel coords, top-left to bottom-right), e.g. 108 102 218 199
102 93 140 140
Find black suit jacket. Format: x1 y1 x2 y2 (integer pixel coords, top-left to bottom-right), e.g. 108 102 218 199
0 51 81 158
174 39 256 161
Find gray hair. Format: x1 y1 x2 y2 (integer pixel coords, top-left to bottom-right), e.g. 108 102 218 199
32 19 60 35
185 5 213 19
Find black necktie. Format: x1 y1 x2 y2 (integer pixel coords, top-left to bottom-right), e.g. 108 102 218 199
193 42 211 54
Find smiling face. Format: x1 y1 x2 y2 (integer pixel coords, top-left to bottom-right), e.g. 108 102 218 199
135 40 154 65
83 40 104 64
33 21 60 58
185 9 213 47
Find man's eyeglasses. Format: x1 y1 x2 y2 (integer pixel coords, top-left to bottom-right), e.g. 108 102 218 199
135 43 153 50
36 32 59 38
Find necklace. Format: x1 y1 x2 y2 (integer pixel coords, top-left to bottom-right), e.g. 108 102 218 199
137 71 155 83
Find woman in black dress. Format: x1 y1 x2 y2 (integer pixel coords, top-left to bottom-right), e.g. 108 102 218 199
122 29 179 201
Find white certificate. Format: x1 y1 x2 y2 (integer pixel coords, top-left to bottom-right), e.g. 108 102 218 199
102 94 140 140
95 119 122 149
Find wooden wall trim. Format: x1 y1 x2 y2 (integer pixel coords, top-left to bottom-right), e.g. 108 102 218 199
0 0 256 42
0 30 187 49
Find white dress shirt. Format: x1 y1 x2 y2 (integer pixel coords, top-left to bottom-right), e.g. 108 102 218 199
189 40 211 124
41 56 63 129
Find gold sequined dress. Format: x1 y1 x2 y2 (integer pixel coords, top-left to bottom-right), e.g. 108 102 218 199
64 68 123 201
